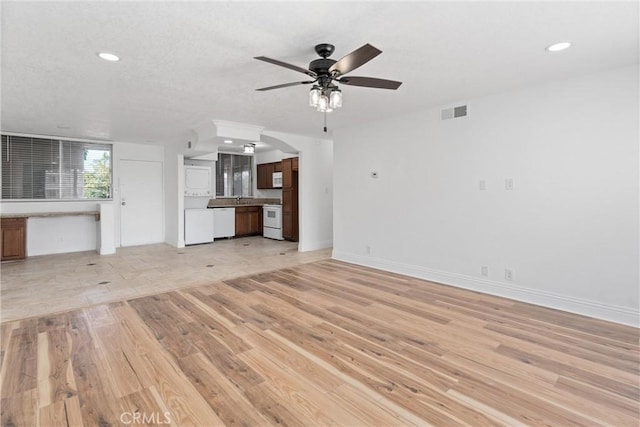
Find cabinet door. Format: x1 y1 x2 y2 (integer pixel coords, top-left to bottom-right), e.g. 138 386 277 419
248 209 261 234
282 188 292 214
292 157 299 171
282 158 292 188
257 164 268 189
1 218 26 261
258 164 276 189
282 212 293 240
235 207 249 236
273 162 282 173
266 163 275 188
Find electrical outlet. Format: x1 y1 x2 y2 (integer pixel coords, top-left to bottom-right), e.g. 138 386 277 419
505 178 514 190
479 180 487 191
481 266 489 277
505 269 514 281
366 245 372 255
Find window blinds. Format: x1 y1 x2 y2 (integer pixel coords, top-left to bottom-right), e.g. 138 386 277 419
1 134 112 200
215 153 253 197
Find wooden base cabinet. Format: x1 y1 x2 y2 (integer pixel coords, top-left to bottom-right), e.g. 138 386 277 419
1 218 26 261
235 206 262 237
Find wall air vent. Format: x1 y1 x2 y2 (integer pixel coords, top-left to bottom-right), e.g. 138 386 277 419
441 105 468 120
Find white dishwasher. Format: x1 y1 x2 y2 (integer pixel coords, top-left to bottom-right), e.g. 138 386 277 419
184 209 214 245
212 208 235 238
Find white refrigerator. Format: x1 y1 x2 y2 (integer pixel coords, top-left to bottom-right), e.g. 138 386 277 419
184 209 214 245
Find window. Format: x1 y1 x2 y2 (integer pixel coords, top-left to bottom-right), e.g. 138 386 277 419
215 153 253 197
1 134 112 200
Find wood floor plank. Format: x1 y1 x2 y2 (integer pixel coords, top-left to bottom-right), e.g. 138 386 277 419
1 319 37 396
495 344 639 400
509 302 639 344
111 303 226 426
119 387 173 427
68 311 126 426
1 389 38 427
443 352 637 426
177 352 271 427
39 395 84 427
92 324 146 398
241 348 344 426
486 321 640 374
37 329 77 408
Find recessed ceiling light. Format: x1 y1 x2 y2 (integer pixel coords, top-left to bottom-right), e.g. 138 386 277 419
97 52 120 62
546 42 572 52
223 139 233 144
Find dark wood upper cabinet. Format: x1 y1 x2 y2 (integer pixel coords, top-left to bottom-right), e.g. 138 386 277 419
256 161 281 189
257 164 268 189
282 158 292 189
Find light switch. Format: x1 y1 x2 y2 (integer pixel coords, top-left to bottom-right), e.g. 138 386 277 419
479 180 487 191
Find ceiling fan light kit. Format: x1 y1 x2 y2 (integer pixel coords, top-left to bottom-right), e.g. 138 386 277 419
255 43 401 131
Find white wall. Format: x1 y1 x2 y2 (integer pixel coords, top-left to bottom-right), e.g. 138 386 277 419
27 215 98 256
263 131 334 252
333 65 639 326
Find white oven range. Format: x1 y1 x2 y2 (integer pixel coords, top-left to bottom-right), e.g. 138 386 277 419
263 204 283 240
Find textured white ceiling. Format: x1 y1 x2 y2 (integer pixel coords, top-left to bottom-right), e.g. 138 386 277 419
1 1 638 145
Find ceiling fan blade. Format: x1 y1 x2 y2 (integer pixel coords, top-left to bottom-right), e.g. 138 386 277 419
329 44 382 76
256 81 314 91
337 76 402 90
254 56 316 77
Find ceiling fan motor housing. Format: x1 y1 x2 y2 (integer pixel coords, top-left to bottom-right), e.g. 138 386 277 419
310 43 338 87
309 58 337 78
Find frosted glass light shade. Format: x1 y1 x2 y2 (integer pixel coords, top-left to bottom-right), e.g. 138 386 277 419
317 95 329 112
329 90 342 109
309 87 321 107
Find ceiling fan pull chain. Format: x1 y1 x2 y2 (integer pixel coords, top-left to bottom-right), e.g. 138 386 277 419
324 111 328 133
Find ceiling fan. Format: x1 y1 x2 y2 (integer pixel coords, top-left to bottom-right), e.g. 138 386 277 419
254 43 402 131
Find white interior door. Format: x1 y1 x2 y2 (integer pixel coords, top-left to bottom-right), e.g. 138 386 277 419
120 159 164 246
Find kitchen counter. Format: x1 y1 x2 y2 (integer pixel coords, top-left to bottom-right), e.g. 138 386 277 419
0 211 101 220
207 204 268 208
207 198 280 209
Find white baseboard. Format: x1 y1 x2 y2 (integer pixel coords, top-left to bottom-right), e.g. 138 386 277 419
332 251 639 327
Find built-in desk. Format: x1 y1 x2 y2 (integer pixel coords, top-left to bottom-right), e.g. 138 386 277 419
1 211 100 221
0 211 102 260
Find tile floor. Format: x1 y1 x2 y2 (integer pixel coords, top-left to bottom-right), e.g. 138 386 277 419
0 236 331 322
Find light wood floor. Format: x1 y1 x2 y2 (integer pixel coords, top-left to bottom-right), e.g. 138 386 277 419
1 259 638 426
0 237 330 322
